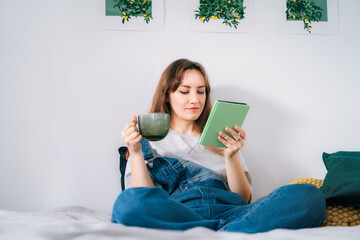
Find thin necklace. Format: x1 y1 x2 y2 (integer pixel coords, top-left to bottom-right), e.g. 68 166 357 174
171 129 200 154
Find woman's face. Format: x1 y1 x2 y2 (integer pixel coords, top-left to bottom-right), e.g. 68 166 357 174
168 69 206 124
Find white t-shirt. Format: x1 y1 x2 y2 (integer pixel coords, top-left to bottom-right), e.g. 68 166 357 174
125 129 250 189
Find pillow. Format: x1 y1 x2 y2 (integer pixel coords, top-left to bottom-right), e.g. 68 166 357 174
320 151 360 207
289 178 360 226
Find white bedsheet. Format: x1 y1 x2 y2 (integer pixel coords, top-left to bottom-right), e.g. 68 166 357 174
0 206 359 240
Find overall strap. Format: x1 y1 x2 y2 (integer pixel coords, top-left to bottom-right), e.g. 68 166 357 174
118 146 129 191
140 138 154 160
118 139 153 192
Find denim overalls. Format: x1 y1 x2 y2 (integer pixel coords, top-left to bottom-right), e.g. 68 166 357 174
112 139 326 233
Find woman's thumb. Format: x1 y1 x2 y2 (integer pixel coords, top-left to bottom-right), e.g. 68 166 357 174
131 115 137 122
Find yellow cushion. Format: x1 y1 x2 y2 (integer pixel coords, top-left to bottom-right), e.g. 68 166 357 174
289 178 360 226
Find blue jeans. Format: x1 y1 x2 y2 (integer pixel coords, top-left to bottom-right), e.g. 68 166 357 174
112 140 326 233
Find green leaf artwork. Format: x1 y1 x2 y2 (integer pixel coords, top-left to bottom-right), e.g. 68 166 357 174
286 0 327 33
105 0 152 24
195 0 246 29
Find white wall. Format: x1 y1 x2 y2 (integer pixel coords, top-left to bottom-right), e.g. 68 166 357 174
1 0 359 213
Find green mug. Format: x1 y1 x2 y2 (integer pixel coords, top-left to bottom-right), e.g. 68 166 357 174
138 113 170 141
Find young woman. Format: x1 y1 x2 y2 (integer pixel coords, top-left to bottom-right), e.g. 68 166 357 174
112 59 326 233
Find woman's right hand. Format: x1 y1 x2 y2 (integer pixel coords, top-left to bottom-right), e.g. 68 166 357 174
121 115 143 154
122 115 154 188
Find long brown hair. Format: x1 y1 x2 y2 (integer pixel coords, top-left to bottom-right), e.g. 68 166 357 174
149 59 212 132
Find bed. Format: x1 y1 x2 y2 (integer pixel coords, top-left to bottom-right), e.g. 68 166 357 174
2 152 359 239
0 205 359 240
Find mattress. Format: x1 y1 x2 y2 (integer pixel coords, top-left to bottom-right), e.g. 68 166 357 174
0 206 359 240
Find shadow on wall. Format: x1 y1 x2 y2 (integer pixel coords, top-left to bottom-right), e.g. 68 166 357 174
211 86 302 200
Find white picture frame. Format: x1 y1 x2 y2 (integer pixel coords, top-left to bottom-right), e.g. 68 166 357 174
275 0 339 35
94 0 165 31
190 0 255 33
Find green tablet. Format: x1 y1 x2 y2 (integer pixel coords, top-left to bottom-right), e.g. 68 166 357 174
199 100 250 147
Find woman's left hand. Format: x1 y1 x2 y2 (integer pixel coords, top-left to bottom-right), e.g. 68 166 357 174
218 125 246 158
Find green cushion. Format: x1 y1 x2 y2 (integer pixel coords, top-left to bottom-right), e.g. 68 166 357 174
320 151 360 207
